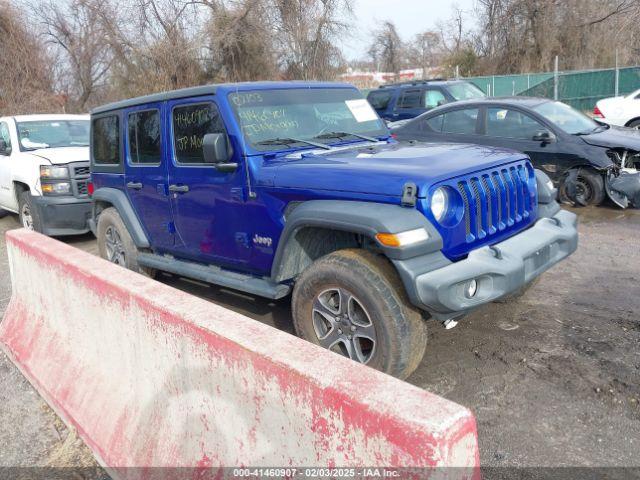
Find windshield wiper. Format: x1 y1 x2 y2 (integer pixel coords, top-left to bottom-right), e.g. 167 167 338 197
255 137 330 150
313 131 378 142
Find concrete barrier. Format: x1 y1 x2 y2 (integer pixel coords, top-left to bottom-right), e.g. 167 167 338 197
0 229 480 478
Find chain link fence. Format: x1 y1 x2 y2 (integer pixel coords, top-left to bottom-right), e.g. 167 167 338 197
466 66 640 111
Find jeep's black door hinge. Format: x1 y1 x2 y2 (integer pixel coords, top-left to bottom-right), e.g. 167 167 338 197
401 182 418 207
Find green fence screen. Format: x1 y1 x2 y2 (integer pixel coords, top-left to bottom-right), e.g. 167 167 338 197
466 66 640 111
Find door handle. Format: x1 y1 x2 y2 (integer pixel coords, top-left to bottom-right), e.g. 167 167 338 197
127 182 143 190
168 184 190 193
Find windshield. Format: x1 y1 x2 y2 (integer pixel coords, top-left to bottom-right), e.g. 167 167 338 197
228 88 388 151
16 120 90 151
448 82 486 101
532 101 600 135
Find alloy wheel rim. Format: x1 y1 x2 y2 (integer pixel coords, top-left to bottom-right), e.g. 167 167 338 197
311 288 377 364
21 204 34 230
104 226 126 265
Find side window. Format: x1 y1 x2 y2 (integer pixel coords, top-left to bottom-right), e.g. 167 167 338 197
424 114 445 132
0 122 11 155
423 89 447 109
92 115 120 165
397 89 422 109
487 108 544 140
172 103 226 165
441 108 480 134
128 109 161 165
367 91 392 111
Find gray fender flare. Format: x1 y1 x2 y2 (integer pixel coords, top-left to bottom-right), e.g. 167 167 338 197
270 200 443 282
92 188 150 248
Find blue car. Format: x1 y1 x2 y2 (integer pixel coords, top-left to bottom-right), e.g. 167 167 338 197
367 79 486 122
89 81 577 379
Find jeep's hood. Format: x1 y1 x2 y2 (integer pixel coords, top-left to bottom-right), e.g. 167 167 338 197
25 147 89 165
580 126 640 150
265 142 528 197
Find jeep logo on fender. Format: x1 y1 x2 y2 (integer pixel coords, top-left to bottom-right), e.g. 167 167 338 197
253 234 273 247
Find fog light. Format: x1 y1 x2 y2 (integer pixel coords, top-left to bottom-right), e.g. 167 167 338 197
465 279 478 298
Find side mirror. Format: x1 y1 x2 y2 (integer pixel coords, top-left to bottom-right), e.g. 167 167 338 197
0 139 11 155
202 133 236 172
532 130 555 143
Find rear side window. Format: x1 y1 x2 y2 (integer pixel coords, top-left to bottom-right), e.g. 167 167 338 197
424 89 446 109
128 109 161 164
172 103 226 165
441 108 479 134
92 115 120 165
397 89 422 109
367 90 392 110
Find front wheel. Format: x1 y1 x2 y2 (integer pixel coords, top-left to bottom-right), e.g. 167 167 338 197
627 119 640 130
18 191 43 232
96 207 155 278
291 249 427 379
560 168 605 206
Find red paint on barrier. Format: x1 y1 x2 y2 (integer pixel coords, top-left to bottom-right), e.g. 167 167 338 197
1 230 480 479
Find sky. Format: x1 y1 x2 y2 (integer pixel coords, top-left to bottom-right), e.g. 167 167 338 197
341 0 476 61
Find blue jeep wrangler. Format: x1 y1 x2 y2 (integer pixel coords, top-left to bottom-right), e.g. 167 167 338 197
89 81 578 379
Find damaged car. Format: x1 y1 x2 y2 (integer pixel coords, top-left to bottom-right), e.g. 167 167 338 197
392 97 640 208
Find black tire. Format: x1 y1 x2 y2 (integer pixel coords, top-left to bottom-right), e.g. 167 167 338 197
18 191 43 232
96 207 155 278
560 168 605 206
627 119 640 130
291 249 427 379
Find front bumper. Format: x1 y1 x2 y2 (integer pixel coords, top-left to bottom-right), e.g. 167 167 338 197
32 196 92 236
409 209 578 317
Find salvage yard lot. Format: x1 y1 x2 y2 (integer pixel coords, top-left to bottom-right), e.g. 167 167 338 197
0 206 639 470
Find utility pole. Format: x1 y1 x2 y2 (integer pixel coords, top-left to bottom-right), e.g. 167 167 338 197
554 56 559 101
615 49 620 97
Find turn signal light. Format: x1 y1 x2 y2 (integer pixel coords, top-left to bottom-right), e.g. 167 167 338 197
375 228 429 248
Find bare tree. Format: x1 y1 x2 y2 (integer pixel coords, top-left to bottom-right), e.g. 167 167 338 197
0 0 59 114
271 0 353 80
368 21 405 75
34 0 114 111
204 0 277 81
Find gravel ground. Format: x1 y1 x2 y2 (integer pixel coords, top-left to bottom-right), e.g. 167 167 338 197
0 205 638 472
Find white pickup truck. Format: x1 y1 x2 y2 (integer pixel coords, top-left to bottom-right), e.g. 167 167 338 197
0 114 92 235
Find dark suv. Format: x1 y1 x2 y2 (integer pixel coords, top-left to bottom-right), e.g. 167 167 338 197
88 81 577 379
367 80 486 122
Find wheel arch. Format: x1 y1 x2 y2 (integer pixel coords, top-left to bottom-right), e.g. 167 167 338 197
270 200 442 283
92 188 150 248
625 117 640 128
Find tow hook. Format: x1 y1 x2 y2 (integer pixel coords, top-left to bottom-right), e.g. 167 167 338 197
444 319 458 329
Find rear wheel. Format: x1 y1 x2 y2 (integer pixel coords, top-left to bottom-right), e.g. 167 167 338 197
291 249 427 379
560 168 605 206
97 207 155 278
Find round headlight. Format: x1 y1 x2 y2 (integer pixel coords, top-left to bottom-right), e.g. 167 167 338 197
431 187 449 221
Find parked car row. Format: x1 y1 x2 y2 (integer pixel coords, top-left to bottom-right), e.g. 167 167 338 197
391 97 640 209
0 81 582 379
